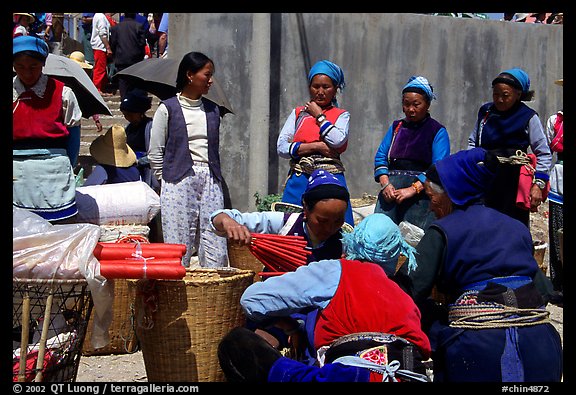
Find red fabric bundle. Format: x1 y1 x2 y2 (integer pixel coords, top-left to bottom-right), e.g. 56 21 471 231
99 262 186 279
516 153 550 212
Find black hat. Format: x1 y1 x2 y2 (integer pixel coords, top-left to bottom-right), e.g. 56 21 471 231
120 89 152 113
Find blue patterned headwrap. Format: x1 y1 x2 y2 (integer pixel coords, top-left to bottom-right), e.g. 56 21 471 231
497 68 531 93
308 60 346 92
434 147 497 206
402 75 436 102
305 169 345 192
342 213 418 276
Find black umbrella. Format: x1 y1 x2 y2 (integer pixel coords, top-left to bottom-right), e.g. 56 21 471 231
42 54 112 118
115 58 234 116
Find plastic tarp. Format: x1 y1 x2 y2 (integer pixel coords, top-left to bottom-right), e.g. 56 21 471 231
13 207 113 349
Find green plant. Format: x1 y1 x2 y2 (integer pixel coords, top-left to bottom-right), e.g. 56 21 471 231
254 192 282 212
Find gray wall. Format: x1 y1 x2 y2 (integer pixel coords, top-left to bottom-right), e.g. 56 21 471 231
169 13 563 211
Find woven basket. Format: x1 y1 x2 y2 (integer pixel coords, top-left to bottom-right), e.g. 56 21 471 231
227 243 264 282
131 268 254 382
82 279 138 356
13 278 92 382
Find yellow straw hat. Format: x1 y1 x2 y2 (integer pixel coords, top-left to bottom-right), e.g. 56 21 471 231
13 13 35 23
90 125 137 167
69 51 93 69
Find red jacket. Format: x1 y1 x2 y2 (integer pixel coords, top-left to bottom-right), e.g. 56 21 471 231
314 259 431 358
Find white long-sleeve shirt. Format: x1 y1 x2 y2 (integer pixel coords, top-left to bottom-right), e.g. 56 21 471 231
148 93 209 181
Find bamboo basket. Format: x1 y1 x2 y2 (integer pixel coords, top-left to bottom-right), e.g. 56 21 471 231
227 243 264 282
82 279 138 355
12 278 93 382
131 268 254 382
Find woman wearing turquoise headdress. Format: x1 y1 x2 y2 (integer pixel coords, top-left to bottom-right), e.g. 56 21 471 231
468 67 552 228
277 60 354 226
218 213 431 383
374 75 450 231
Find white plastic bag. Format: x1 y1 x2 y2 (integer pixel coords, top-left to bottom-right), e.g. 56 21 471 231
13 207 114 349
76 181 160 225
399 221 425 247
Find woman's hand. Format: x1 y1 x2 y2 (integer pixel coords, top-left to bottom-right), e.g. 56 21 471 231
530 184 543 211
303 101 322 119
393 187 417 203
380 184 396 203
297 141 338 158
212 213 252 246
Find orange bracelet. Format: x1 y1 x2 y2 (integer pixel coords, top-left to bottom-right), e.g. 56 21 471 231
412 182 423 194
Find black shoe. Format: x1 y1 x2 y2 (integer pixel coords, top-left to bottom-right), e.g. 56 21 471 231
549 291 563 307
218 326 282 382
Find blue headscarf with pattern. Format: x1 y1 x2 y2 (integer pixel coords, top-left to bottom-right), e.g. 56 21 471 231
402 75 436 102
308 60 345 106
342 213 418 276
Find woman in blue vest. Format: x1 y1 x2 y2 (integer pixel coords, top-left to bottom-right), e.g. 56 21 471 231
277 60 354 226
373 75 450 231
148 51 228 268
467 68 552 228
407 147 562 382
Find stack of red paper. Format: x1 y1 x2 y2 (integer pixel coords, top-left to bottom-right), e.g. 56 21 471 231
94 242 187 280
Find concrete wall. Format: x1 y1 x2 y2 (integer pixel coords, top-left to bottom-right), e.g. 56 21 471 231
169 13 563 211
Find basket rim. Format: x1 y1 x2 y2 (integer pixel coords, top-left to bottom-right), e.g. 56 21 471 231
133 267 255 286
13 278 89 285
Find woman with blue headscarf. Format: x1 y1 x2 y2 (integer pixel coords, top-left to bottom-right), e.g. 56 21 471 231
217 213 431 382
13 35 83 223
406 148 561 382
277 60 354 226
468 68 552 228
373 75 450 231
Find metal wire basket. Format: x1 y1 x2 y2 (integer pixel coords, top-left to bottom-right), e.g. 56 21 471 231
13 278 93 382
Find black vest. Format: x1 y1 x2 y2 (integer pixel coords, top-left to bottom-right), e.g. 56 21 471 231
161 96 222 183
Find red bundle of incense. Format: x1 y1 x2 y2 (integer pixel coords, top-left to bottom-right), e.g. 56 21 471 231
100 262 186 280
94 242 186 260
248 233 311 272
98 258 183 266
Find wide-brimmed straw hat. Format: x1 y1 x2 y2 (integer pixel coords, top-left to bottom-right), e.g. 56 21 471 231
13 13 35 23
90 125 137 167
69 51 93 69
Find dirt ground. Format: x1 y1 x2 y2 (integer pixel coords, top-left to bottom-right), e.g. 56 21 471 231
75 201 563 382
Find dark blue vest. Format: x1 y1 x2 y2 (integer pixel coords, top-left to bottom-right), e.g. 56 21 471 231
101 164 141 184
474 102 535 151
388 114 444 171
283 212 343 263
161 96 222 183
433 204 538 294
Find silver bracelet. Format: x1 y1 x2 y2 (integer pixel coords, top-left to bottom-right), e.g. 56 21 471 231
380 182 391 191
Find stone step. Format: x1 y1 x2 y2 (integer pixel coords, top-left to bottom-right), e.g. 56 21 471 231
76 92 160 177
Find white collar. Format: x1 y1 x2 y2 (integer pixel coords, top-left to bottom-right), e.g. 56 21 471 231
13 73 49 100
